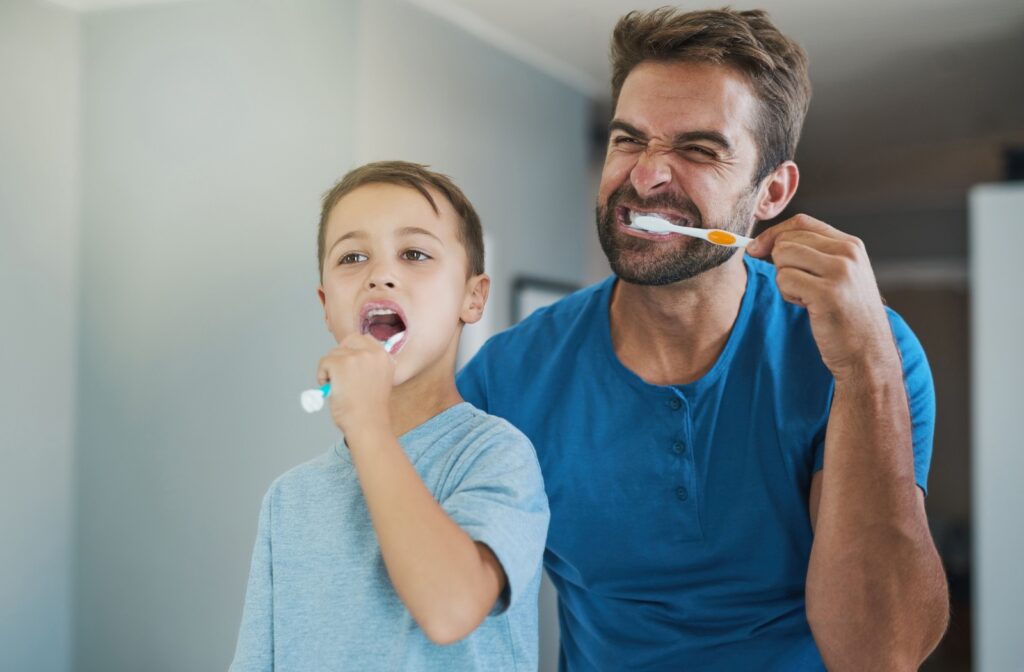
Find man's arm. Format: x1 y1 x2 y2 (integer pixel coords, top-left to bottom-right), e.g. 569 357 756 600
749 216 948 670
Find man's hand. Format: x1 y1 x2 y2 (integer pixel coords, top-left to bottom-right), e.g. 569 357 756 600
316 334 395 436
746 214 897 382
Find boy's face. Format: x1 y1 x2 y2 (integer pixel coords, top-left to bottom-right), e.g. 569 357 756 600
318 182 489 388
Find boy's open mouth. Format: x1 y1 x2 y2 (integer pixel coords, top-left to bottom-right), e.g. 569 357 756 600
360 301 408 352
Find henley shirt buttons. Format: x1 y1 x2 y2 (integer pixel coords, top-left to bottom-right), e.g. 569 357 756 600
676 486 689 501
672 441 685 455
669 398 682 410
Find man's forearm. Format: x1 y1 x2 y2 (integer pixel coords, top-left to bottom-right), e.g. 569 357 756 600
346 423 504 644
806 361 948 670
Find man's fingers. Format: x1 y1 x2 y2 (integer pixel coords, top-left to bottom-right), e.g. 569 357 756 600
770 232 860 278
774 266 825 308
748 214 856 257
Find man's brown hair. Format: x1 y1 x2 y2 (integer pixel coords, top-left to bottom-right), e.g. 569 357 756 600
610 7 811 184
317 161 485 279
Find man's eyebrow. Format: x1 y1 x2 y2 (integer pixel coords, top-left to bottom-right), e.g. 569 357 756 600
609 120 733 152
673 130 732 151
608 120 648 140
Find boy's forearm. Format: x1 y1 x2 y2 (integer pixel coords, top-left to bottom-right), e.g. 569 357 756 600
346 422 505 644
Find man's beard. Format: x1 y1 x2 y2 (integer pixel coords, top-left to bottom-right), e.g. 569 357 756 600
596 183 758 286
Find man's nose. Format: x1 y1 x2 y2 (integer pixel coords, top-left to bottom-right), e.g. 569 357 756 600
630 147 674 198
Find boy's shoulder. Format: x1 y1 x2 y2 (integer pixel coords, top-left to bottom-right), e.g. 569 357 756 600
421 402 536 464
263 449 341 503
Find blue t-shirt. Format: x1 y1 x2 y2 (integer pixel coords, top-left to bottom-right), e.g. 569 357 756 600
229 403 550 672
457 256 934 671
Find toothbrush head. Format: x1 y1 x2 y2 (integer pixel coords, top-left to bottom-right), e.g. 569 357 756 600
300 388 325 413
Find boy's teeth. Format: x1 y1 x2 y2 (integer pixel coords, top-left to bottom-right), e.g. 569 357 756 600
367 308 397 317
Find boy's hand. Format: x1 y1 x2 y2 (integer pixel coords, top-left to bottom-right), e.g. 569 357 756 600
316 334 395 437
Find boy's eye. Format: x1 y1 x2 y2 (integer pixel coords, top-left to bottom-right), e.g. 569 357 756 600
338 252 367 265
402 250 431 262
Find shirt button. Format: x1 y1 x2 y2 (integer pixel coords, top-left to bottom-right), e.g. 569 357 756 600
676 486 689 501
669 398 682 411
672 441 685 455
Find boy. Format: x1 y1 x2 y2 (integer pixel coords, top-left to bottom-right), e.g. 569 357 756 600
229 161 549 671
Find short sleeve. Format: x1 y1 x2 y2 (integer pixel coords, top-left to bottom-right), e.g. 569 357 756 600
439 425 549 615
229 489 274 672
811 309 935 494
889 309 936 493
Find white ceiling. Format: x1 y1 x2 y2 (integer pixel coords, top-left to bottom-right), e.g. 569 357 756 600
421 0 1024 99
52 0 1024 100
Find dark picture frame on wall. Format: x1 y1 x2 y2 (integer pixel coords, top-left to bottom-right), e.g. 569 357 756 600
511 276 580 325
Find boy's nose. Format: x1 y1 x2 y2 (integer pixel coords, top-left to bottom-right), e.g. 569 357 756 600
367 265 397 290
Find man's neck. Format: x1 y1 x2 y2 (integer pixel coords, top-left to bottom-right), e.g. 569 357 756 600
609 253 748 387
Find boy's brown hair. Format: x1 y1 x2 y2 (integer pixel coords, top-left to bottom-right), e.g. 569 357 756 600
610 7 812 184
318 161 485 279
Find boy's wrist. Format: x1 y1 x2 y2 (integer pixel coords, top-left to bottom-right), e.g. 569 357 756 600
343 416 394 451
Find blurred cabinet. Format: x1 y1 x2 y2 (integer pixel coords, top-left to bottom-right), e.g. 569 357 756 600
970 183 1024 672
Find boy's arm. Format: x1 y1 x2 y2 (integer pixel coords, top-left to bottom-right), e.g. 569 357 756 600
318 334 508 645
229 491 274 672
347 423 507 645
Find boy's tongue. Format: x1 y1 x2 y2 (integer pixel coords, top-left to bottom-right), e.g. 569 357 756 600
367 315 404 342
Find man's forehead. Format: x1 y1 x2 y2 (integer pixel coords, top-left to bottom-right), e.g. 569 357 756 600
615 60 758 140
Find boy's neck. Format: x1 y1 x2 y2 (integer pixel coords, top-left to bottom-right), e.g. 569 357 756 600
388 372 464 437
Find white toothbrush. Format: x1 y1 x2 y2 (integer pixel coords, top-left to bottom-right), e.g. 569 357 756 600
629 213 752 248
300 331 405 413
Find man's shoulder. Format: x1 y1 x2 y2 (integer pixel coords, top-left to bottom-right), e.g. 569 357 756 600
479 277 610 355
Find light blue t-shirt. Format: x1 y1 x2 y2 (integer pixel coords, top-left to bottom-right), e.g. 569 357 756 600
457 255 935 671
229 402 550 672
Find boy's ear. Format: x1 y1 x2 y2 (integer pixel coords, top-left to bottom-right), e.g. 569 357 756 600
317 286 331 329
753 160 799 222
461 273 490 325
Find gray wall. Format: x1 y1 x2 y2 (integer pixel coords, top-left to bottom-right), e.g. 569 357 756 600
0 2 79 671
72 0 590 670
355 0 590 335
76 1 357 669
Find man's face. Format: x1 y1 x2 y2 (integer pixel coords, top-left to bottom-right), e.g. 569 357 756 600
597 60 764 285
318 183 483 387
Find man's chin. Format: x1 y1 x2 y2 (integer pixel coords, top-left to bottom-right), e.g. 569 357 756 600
606 243 736 285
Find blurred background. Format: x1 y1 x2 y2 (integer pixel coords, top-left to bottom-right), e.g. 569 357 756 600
1 0 1021 670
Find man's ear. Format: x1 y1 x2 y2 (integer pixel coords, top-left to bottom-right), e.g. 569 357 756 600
461 274 491 325
754 160 799 221
317 286 331 329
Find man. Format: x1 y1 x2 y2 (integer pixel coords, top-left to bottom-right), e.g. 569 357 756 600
458 7 949 671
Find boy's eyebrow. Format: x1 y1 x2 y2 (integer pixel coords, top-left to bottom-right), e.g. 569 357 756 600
609 119 732 151
395 226 445 246
326 226 445 257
